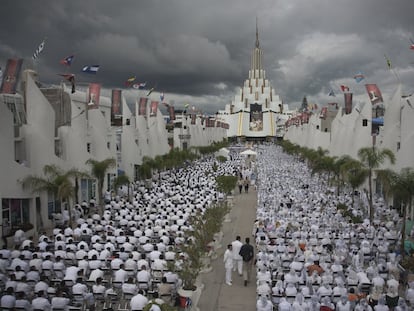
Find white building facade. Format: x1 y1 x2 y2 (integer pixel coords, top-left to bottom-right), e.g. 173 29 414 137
0 59 226 245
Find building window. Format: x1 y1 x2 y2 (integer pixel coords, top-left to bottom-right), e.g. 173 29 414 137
87 143 91 153
15 140 26 164
55 139 63 158
2 198 30 236
107 142 110 149
397 142 401 150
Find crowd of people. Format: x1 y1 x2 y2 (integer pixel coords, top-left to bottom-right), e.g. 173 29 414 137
0 154 240 311
2 143 414 311
252 145 413 311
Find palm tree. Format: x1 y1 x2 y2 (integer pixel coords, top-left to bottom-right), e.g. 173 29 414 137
387 168 414 256
85 158 116 213
341 158 368 208
66 168 91 204
112 174 131 201
357 147 396 223
20 164 75 227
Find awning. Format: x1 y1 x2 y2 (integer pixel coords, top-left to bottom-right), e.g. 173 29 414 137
371 117 384 125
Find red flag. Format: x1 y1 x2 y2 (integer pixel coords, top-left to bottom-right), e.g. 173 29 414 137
365 84 383 105
340 85 350 92
60 55 74 66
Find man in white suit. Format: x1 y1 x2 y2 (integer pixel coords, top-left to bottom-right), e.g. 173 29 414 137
231 235 243 276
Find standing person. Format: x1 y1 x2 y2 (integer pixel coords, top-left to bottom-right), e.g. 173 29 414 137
231 236 243 276
238 178 243 194
239 237 254 286
223 244 233 286
244 177 250 193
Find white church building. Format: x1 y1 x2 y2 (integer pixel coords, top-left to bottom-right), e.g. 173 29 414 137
218 23 293 142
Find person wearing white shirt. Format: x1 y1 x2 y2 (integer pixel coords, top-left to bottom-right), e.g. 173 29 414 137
88 268 104 282
336 295 351 311
256 295 273 311
130 290 148 311
31 290 51 311
223 244 233 286
51 290 70 311
231 236 243 276
92 277 106 295
136 265 152 290
1 287 16 309
122 277 138 295
278 297 292 311
72 278 94 307
113 265 129 283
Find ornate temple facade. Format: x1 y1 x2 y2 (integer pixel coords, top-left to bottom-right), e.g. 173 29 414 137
218 22 291 141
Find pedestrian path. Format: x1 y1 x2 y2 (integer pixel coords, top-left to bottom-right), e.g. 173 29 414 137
197 187 258 310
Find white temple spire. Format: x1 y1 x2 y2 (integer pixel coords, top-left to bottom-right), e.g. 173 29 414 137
251 17 263 77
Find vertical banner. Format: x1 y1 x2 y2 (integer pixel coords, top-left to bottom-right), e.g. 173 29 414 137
138 97 148 116
320 107 328 119
168 106 175 122
111 89 123 126
344 93 353 114
0 58 23 94
191 114 196 125
88 83 101 109
249 103 263 131
150 101 158 117
365 84 383 105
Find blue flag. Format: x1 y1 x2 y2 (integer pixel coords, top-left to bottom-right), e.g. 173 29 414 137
82 65 100 74
354 72 365 83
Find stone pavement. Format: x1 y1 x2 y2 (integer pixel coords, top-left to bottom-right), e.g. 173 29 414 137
197 187 258 310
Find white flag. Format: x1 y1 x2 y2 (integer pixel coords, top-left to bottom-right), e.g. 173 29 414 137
32 39 45 60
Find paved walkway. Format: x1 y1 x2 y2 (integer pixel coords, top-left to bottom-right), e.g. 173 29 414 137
197 187 258 310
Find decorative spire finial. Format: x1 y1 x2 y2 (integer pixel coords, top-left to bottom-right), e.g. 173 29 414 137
255 17 260 48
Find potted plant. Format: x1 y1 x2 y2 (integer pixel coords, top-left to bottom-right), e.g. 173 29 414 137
142 301 178 311
215 175 238 196
170 202 229 309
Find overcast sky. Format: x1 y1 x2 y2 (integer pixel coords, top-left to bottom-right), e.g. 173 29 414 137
1 0 413 114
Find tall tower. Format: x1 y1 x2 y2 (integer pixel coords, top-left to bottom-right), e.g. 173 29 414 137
250 17 264 79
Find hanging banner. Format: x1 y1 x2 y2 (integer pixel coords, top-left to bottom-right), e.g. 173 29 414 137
191 114 196 125
150 101 158 117
0 58 23 94
249 103 263 131
111 89 123 126
138 97 148 116
365 84 383 105
344 93 353 114
88 83 101 109
168 105 175 122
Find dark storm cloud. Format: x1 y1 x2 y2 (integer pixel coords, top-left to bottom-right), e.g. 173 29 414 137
1 0 413 113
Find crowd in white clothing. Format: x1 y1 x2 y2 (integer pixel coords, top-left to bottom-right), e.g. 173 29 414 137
0 154 242 311
253 144 412 311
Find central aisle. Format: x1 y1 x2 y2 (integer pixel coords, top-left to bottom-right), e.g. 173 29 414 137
198 187 258 310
